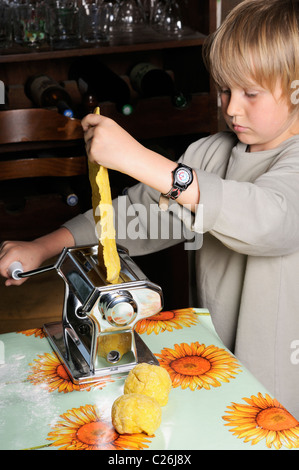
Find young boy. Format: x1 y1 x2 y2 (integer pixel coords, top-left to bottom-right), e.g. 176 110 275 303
1 0 299 419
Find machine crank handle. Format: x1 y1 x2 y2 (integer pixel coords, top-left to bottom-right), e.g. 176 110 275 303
8 261 56 280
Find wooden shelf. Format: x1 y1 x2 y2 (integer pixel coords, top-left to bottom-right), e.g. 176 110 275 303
0 156 87 181
0 29 206 64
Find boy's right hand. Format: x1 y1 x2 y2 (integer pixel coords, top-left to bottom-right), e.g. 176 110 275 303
0 228 75 287
0 240 45 286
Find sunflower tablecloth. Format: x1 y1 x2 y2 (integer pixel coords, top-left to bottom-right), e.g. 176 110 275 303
0 308 298 451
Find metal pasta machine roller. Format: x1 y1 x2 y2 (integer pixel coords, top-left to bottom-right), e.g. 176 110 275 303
10 244 163 384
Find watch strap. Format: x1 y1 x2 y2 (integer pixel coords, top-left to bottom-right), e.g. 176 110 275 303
162 186 182 200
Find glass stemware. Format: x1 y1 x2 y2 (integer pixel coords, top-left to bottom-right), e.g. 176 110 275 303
162 0 183 37
150 0 186 37
138 0 155 23
101 0 121 33
150 0 166 31
116 0 145 33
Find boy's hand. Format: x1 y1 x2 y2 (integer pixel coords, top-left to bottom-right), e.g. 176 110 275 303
0 240 45 286
0 228 75 287
81 114 199 210
81 114 145 174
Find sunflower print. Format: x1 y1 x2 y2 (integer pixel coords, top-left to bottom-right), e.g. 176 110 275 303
135 308 198 335
47 404 152 450
223 393 299 449
19 328 45 339
156 342 241 390
27 352 114 393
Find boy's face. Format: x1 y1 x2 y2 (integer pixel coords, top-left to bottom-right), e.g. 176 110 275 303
220 80 299 152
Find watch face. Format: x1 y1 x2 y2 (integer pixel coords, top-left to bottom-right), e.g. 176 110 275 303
176 168 191 185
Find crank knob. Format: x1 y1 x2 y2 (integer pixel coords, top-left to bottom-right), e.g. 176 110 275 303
8 261 24 280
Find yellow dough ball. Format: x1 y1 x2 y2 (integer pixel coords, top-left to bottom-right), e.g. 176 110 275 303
124 363 172 406
111 393 162 435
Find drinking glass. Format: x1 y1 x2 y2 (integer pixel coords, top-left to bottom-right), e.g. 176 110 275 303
13 1 48 48
80 0 110 43
0 3 12 48
47 0 80 49
100 0 120 35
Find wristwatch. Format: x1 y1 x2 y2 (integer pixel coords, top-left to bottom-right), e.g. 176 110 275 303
163 163 193 199
159 163 193 210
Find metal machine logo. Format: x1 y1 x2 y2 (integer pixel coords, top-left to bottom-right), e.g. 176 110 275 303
0 80 5 105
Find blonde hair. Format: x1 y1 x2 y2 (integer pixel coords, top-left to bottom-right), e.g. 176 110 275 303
203 0 299 109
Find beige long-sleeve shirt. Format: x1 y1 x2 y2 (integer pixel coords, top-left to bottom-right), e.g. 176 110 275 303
64 131 299 418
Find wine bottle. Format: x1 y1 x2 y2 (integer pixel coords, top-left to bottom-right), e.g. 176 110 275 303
81 92 99 116
56 100 74 118
64 191 79 207
129 62 188 108
69 58 134 116
25 75 74 118
56 179 79 206
45 177 79 207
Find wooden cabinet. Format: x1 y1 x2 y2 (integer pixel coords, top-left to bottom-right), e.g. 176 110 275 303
0 0 217 235
0 1 217 134
0 0 217 309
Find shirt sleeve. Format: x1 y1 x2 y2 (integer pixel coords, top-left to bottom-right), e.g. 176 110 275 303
62 210 98 246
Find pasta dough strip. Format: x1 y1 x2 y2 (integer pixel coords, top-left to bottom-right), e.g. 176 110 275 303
88 107 121 284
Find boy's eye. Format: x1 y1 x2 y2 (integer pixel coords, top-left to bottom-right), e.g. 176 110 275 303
245 91 258 98
219 88 231 95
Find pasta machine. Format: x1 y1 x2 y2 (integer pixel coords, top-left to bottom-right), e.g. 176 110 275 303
10 244 163 384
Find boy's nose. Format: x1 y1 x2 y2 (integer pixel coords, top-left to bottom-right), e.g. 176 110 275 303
226 93 243 117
